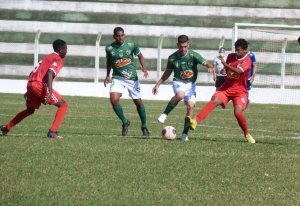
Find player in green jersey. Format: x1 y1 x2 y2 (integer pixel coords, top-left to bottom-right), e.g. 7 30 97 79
104 27 149 137
152 35 213 141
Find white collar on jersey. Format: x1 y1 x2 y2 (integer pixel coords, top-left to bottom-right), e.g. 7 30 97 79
177 50 189 58
235 54 248 61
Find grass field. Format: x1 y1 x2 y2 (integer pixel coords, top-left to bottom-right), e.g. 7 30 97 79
1 92 300 205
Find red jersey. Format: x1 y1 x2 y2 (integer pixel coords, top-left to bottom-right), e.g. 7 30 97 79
29 52 64 84
218 53 251 94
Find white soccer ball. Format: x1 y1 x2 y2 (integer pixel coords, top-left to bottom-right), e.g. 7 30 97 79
162 126 177 140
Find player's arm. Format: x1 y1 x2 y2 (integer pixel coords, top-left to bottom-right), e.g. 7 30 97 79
24 72 33 100
104 58 111 87
212 64 217 81
137 53 149 79
218 57 244 74
249 63 257 83
45 69 55 104
203 61 214 73
152 69 172 95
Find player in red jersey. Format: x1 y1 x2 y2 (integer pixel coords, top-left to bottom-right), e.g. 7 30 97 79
185 38 255 143
1 39 68 138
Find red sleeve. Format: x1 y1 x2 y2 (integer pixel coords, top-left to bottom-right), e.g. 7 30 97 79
49 58 63 77
239 56 251 72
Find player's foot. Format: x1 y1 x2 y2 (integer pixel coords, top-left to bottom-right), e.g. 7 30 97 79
157 113 167 123
47 129 63 138
181 133 189 141
1 125 9 136
185 116 197 130
122 120 130 136
141 127 150 137
245 134 255 143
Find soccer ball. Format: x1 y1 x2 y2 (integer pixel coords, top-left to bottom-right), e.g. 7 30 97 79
162 126 177 140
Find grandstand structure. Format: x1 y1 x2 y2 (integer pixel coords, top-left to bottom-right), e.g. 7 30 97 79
0 0 300 104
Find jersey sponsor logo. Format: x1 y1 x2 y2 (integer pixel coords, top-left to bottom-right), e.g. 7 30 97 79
188 62 193 67
127 42 132 47
180 70 194 79
111 51 115 56
190 53 194 58
52 62 57 66
119 52 123 58
126 50 131 55
170 56 175 61
181 62 186 70
115 58 131 68
175 62 179 68
121 69 133 79
227 71 240 79
108 46 113 51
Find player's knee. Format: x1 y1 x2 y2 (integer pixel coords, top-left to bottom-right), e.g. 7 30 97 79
27 107 35 114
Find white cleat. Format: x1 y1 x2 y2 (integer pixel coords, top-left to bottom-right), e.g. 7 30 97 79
157 113 167 123
181 133 189 141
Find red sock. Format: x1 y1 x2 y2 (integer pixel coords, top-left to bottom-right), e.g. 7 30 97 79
235 112 249 135
7 110 34 130
195 101 215 124
50 103 68 132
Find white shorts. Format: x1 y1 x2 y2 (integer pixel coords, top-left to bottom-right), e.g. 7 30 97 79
172 81 196 105
110 78 142 99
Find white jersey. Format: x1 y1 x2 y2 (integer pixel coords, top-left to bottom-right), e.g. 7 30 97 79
213 56 227 76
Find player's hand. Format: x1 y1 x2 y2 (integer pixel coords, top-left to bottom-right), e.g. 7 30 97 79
208 67 214 73
45 93 52 104
249 76 254 84
221 68 226 75
213 76 216 81
24 92 27 100
218 56 226 64
152 85 159 95
104 76 110 87
142 69 149 79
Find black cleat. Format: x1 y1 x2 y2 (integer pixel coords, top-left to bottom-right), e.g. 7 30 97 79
47 129 63 138
141 127 150 137
1 125 9 136
122 120 130 136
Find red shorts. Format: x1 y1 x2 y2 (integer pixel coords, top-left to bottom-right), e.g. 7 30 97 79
213 90 247 110
26 81 62 109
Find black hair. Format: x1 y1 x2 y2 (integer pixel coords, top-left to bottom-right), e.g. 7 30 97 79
53 39 66 52
178 35 189 43
235 38 248 50
298 37 300 42
114 27 124 35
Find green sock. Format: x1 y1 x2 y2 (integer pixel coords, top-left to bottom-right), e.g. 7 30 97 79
182 122 189 135
113 105 127 124
163 101 176 115
137 105 147 128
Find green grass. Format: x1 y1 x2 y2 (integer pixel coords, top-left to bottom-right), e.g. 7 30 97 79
1 93 300 205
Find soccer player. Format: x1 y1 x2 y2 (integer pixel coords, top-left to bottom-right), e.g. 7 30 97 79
1 39 68 138
213 47 227 91
152 35 213 141
104 27 150 137
246 42 257 109
186 38 255 143
298 37 300 45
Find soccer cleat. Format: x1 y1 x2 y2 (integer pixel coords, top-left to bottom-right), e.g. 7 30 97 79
181 133 189 141
157 113 167 123
141 127 150 137
245 134 255 143
122 120 130 136
0 125 9 136
185 116 197 130
47 129 63 138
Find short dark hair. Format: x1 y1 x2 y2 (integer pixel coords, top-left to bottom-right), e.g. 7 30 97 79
53 39 66 52
298 37 300 42
114 27 124 35
235 38 248 50
178 35 189 43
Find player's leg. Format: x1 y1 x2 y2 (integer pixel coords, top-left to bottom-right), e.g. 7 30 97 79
186 92 226 130
1 82 40 136
129 80 149 137
158 81 185 123
46 89 68 138
110 79 130 136
232 96 255 143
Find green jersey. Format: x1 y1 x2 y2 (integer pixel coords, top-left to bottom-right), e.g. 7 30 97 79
106 40 140 81
167 49 207 83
